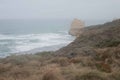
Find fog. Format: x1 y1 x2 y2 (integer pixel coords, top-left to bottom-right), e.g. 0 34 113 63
0 0 120 20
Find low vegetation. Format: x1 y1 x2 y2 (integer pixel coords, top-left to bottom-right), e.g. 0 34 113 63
96 39 120 48
0 46 120 80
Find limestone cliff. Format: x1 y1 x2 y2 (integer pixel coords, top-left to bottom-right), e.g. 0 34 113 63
69 19 85 36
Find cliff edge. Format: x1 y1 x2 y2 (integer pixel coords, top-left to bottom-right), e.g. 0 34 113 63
56 19 120 56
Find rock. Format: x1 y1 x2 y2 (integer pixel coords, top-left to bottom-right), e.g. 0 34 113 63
69 18 85 36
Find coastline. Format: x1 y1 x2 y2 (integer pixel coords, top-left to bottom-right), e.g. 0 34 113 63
0 32 75 58
17 43 73 55
0 36 75 58
0 19 120 80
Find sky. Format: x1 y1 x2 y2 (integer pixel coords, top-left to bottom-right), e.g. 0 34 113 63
0 0 120 20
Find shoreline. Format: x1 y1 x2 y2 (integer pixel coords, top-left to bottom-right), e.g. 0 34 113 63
0 41 74 58
17 43 70 55
0 32 75 58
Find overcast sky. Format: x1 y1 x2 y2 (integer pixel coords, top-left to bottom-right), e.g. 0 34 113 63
0 0 120 20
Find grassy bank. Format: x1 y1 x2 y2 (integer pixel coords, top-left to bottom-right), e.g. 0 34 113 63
0 46 120 80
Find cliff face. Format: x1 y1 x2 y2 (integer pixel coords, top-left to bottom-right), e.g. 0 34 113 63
69 19 85 36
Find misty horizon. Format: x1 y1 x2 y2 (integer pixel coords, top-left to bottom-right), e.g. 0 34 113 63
0 0 120 20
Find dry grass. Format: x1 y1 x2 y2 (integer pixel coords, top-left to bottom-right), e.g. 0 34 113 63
42 64 64 80
0 47 120 80
50 57 69 66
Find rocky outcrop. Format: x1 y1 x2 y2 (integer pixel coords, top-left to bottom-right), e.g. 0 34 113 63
69 19 85 36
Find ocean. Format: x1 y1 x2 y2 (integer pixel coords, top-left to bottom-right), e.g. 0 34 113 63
0 19 75 57
0 19 108 57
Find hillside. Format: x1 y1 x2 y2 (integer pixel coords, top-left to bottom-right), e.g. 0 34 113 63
0 19 120 80
56 19 120 56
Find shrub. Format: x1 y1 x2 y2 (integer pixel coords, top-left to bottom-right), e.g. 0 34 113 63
95 62 112 73
96 39 120 48
10 66 31 79
107 71 120 80
0 63 12 74
42 64 64 80
69 57 81 64
75 71 105 80
35 51 54 57
51 57 69 66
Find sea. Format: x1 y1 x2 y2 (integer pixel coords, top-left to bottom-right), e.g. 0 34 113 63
0 19 107 58
0 19 76 57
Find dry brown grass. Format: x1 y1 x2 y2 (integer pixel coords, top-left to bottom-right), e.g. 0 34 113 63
0 48 120 80
50 57 69 66
42 64 64 80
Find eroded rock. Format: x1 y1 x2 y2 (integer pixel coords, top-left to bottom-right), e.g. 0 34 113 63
69 18 85 36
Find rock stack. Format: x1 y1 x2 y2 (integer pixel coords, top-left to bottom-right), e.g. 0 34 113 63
69 18 85 36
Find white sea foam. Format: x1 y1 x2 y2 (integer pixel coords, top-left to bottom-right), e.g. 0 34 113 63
0 33 74 57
